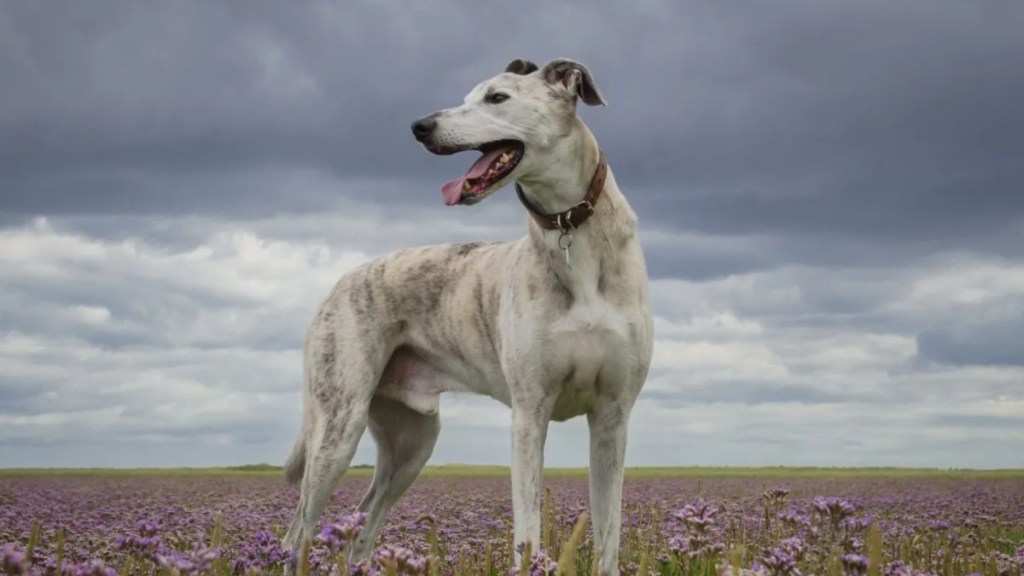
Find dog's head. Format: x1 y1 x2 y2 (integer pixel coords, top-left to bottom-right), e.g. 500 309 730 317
411 58 606 206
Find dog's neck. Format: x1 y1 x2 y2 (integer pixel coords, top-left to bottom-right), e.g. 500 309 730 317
516 119 639 293
515 119 602 215
514 151 605 233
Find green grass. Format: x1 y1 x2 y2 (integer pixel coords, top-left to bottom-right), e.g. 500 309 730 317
2 464 1023 479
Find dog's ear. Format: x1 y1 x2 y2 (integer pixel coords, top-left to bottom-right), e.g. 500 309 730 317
540 58 606 106
504 59 539 75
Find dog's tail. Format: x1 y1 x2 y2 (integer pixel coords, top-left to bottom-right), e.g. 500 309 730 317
283 432 307 485
284 391 312 485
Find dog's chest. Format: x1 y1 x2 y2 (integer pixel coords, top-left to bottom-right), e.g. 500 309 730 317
546 298 632 421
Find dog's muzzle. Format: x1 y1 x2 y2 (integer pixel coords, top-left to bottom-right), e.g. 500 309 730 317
411 116 437 143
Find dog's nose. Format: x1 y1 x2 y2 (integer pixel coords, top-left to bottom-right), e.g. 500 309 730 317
411 117 437 142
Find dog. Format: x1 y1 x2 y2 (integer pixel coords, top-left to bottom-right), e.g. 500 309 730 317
281 57 653 576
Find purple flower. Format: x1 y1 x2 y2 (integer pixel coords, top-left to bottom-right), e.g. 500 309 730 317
508 549 558 576
883 560 938 576
841 516 874 532
813 496 859 539
373 544 431 575
668 498 726 562
813 496 857 525
231 528 292 573
59 559 118 576
317 511 368 552
762 487 791 505
2 546 30 576
155 540 221 576
719 567 769 576
673 498 720 531
992 547 1024 576
114 519 166 561
777 509 811 528
2 472 1023 576
669 533 726 560
753 537 807 576
753 550 798 575
841 552 869 576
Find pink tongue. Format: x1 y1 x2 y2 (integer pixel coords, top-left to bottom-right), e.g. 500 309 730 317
441 148 507 206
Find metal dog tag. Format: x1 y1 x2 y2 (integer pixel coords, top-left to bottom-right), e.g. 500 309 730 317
558 231 573 269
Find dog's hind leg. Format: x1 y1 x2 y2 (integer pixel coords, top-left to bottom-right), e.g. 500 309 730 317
282 321 384 573
284 395 372 572
347 395 441 562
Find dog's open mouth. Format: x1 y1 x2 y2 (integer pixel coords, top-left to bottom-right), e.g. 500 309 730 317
440 140 524 206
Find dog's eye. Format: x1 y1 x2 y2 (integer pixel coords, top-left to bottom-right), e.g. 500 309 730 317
486 92 510 104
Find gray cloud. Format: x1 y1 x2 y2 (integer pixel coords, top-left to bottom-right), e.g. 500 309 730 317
1 217 1022 468
1 0 1023 469
642 383 856 406
2 0 1022 253
916 317 1024 367
930 413 1024 429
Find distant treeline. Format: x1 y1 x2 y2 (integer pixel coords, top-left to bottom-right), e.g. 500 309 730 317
224 463 374 472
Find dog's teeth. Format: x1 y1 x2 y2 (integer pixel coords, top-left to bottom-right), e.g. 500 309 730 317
463 181 472 191
500 152 513 164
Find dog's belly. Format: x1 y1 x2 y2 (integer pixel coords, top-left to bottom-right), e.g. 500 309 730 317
374 346 473 415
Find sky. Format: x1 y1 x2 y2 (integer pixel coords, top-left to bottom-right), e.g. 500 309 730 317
1 0 1022 470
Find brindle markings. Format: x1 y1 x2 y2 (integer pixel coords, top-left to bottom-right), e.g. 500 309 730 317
315 331 337 407
412 258 445 313
454 241 482 256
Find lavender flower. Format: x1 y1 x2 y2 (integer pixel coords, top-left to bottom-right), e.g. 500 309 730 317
59 559 118 576
762 488 791 506
155 539 221 576
673 498 721 531
812 496 856 525
777 509 811 528
841 552 869 576
508 549 558 576
317 511 369 553
373 545 431 575
114 519 165 561
2 472 1023 576
882 560 938 576
231 528 292 574
993 548 1024 576
2 545 30 575
719 567 769 576
669 498 726 562
841 516 874 532
812 496 859 539
753 537 807 576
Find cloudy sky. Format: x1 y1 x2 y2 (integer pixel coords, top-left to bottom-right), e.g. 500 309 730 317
1 0 1022 470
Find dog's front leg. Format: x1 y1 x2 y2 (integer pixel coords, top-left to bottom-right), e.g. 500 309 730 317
509 402 551 565
587 399 631 576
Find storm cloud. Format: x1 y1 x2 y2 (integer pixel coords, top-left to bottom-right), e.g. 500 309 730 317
1 0 1022 469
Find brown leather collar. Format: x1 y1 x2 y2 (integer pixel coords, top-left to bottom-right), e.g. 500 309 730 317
515 150 607 232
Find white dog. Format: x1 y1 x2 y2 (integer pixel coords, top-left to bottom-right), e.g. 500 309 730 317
281 57 653 576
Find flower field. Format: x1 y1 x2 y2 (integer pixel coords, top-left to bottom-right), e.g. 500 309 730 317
1 469 1022 575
